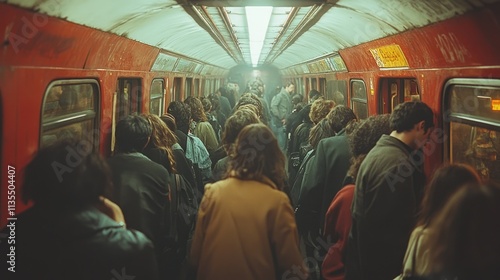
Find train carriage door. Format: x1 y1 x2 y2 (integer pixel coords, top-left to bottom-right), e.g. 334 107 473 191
150 79 165 116
378 78 420 114
444 79 500 184
350 79 368 119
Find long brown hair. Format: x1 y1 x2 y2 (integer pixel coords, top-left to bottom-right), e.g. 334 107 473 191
425 182 500 278
143 114 177 173
417 163 480 228
227 123 286 190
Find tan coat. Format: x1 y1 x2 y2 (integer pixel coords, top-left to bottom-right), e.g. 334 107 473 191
190 177 306 280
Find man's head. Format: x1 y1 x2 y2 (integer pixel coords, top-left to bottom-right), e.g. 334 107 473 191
285 82 295 94
308 89 321 103
390 101 434 149
326 105 357 134
115 115 152 153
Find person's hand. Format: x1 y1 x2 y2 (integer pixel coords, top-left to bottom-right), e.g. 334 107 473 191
282 118 286 125
96 196 126 226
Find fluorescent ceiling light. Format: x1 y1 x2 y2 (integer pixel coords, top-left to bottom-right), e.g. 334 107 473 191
245 6 273 67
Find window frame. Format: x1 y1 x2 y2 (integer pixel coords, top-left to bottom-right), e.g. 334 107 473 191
150 78 165 116
350 79 368 119
40 79 100 150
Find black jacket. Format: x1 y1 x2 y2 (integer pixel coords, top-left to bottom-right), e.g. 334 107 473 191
0 206 158 280
297 130 352 232
107 152 171 276
346 135 423 280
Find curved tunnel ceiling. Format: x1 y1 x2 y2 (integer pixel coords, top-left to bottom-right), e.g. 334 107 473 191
5 0 499 70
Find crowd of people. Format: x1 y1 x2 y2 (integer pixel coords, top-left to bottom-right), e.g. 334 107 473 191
2 78 500 280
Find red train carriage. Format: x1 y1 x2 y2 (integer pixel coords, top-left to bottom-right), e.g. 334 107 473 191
1 0 500 226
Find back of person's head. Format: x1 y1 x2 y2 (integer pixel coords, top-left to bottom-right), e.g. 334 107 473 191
347 114 391 179
292 94 303 106
234 93 264 120
326 105 357 134
390 101 434 133
143 114 177 172
208 93 221 112
222 108 260 151
168 101 191 134
308 118 336 149
143 114 177 148
332 91 345 106
115 115 151 153
308 89 321 102
200 96 212 113
228 123 286 190
184 96 207 122
427 182 500 279
161 113 177 132
309 97 335 124
419 163 481 227
22 139 112 209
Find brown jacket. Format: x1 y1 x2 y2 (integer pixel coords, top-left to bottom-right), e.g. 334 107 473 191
190 177 306 280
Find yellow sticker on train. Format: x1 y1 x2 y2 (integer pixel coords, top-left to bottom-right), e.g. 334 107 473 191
492 100 500 111
370 44 409 68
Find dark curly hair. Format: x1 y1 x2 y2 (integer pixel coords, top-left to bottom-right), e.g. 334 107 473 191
309 97 335 124
390 101 434 133
326 105 357 134
228 123 286 190
167 101 191 134
347 114 391 179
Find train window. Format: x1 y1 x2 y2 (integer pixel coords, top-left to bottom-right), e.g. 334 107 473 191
326 80 347 106
379 78 420 114
116 78 142 121
350 80 368 119
445 79 500 184
150 79 165 116
41 81 99 149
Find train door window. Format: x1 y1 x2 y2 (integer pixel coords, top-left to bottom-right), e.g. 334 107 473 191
116 78 142 122
350 79 368 119
150 79 165 116
173 77 182 101
41 80 99 149
326 80 347 106
444 79 500 184
379 78 420 114
185 78 193 98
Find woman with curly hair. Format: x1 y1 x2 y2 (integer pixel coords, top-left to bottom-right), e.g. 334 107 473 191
190 123 307 280
184 96 219 155
142 114 177 173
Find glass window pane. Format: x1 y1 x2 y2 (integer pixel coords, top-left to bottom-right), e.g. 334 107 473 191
449 85 500 123
450 122 500 184
352 80 367 99
42 81 98 149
